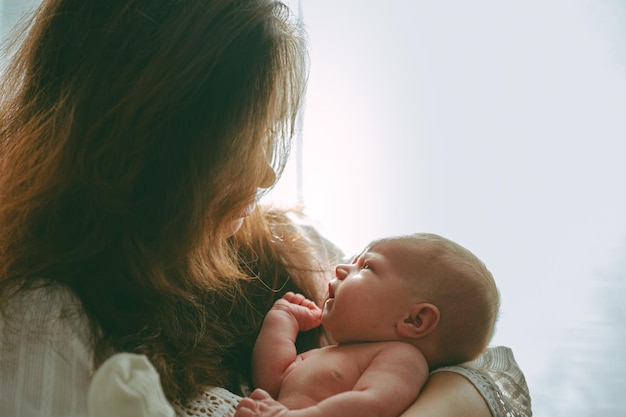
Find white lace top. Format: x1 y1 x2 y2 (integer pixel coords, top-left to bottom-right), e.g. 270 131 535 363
0 285 532 417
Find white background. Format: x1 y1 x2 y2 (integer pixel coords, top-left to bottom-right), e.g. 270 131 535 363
270 1 626 416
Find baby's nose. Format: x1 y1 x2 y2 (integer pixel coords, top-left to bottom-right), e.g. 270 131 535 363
335 264 349 280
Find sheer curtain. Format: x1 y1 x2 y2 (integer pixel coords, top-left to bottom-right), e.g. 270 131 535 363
0 0 38 39
265 2 626 417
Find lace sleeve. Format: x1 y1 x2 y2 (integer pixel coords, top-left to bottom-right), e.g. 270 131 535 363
173 388 242 417
431 346 532 417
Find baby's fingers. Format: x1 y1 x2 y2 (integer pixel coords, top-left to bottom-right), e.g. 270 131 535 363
235 397 257 417
282 292 319 311
249 388 273 401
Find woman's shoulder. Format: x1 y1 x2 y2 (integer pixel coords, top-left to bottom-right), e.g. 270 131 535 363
432 346 532 417
0 282 96 416
2 281 90 339
8 280 81 304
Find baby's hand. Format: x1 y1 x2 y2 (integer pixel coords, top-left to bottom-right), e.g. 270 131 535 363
235 389 289 417
271 292 322 331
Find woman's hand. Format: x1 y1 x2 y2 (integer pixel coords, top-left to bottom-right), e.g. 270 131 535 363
399 371 491 417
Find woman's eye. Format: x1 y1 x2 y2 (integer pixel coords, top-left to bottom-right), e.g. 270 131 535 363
361 262 370 270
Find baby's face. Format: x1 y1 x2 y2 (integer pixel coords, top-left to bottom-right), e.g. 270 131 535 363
322 240 421 344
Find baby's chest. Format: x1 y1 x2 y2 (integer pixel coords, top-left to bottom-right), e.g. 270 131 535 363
280 346 375 402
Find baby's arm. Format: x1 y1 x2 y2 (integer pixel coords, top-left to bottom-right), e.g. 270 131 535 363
252 292 322 398
239 342 429 417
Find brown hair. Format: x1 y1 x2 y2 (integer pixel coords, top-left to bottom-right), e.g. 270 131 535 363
0 0 312 403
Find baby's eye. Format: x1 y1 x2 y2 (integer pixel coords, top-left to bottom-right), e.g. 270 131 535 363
353 255 371 270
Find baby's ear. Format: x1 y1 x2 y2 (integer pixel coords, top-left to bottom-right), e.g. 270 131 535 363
396 303 440 339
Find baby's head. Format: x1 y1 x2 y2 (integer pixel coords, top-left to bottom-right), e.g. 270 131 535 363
377 233 500 367
323 233 499 369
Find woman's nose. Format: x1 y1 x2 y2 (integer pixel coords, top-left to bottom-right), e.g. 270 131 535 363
335 264 350 280
257 164 276 190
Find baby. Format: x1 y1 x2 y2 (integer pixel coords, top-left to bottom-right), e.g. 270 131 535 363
236 233 500 417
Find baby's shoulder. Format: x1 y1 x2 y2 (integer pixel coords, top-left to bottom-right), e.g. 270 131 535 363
332 341 422 360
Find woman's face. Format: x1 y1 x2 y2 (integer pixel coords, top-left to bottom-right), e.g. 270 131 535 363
224 164 276 237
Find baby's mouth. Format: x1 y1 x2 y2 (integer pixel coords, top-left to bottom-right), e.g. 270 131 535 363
324 282 335 310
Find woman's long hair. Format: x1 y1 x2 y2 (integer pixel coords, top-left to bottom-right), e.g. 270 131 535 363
0 0 311 402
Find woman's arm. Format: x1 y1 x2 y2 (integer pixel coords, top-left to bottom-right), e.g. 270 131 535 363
399 371 492 417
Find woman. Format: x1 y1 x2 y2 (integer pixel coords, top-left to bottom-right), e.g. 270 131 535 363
0 0 530 416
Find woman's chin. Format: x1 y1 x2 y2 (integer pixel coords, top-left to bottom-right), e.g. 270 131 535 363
224 202 257 237
225 218 245 237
